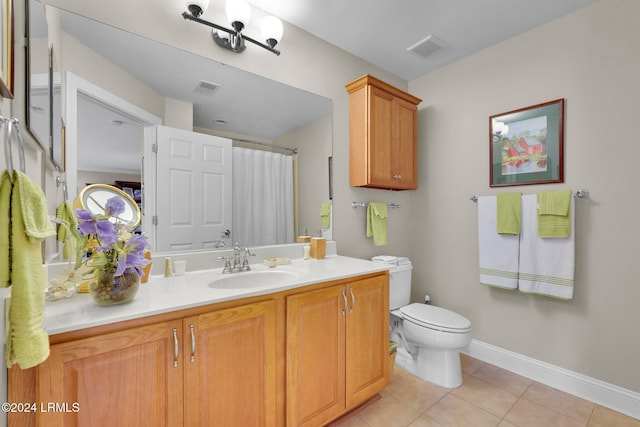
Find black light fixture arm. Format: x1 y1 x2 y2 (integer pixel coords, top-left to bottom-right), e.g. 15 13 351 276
182 12 281 56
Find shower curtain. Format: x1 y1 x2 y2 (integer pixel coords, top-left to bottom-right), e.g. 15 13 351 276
232 147 294 246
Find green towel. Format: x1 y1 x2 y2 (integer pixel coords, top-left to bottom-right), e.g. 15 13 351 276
56 200 81 259
6 171 55 369
366 202 388 246
496 193 522 235
0 171 11 288
537 190 572 238
320 203 331 229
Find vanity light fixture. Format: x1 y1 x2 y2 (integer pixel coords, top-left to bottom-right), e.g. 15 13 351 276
182 0 283 56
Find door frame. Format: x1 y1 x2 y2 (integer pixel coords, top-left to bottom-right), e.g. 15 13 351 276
64 71 162 230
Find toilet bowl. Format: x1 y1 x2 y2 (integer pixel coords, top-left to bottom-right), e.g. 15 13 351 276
373 256 472 388
398 303 471 388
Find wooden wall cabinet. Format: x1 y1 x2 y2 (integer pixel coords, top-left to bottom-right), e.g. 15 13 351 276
286 275 389 427
346 74 422 190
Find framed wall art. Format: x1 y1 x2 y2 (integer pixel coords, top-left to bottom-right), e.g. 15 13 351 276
489 99 564 187
0 0 14 98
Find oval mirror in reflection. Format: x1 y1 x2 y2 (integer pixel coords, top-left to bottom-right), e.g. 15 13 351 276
74 184 141 229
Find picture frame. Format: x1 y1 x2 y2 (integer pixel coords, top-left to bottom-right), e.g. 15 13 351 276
489 99 564 187
0 0 14 98
122 187 134 198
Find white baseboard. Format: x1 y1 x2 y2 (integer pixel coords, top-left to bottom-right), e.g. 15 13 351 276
464 339 640 420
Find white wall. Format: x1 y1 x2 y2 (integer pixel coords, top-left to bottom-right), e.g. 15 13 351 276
408 0 640 393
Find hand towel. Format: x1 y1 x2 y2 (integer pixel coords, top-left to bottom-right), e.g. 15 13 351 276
496 192 522 235
56 200 81 259
519 194 575 300
0 171 11 288
537 190 572 238
366 202 388 246
478 196 519 289
320 203 331 229
6 171 55 369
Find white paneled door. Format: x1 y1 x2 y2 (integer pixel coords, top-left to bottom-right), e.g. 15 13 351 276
153 126 232 252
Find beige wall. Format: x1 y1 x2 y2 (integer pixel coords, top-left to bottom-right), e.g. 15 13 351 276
276 114 333 236
407 0 640 393
6 0 637 397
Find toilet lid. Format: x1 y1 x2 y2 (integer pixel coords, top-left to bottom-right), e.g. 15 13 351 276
399 303 471 333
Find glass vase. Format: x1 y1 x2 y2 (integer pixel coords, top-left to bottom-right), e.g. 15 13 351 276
90 268 140 306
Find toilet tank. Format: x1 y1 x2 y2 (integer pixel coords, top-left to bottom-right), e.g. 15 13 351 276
372 257 412 310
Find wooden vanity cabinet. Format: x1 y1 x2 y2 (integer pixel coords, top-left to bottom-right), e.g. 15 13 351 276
9 272 388 427
17 299 279 427
286 274 390 427
346 74 422 190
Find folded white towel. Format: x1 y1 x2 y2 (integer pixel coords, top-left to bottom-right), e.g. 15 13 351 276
371 255 397 263
478 196 519 290
518 194 575 300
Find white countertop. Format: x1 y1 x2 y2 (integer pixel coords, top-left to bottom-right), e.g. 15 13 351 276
43 255 390 336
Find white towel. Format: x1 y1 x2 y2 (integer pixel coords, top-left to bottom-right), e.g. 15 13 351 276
518 194 575 300
478 196 519 290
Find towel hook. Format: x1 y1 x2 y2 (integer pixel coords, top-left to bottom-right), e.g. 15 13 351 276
56 176 69 201
3 117 26 176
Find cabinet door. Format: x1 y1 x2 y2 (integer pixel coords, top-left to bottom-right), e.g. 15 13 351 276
368 86 396 187
345 275 390 408
286 285 346 427
395 98 419 189
184 300 278 426
36 320 184 427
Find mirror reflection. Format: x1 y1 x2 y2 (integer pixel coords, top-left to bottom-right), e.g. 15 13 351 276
45 8 333 259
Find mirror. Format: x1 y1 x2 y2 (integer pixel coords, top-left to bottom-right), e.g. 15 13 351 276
74 184 141 229
25 0 48 152
26 0 64 171
46 8 332 257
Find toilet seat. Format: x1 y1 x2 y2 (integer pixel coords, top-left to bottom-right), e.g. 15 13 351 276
399 303 471 334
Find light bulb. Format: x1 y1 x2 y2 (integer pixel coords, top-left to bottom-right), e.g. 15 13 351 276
261 16 283 46
226 0 251 27
185 0 209 17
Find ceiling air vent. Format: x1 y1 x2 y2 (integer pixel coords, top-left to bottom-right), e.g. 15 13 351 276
193 80 221 96
406 35 446 58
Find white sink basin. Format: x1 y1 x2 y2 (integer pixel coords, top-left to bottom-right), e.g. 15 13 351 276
207 269 302 289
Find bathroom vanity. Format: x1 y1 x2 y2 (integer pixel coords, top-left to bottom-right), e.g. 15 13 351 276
8 255 390 427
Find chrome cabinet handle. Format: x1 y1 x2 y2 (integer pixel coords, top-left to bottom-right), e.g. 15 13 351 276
341 290 347 316
189 324 196 363
172 328 179 368
349 288 355 313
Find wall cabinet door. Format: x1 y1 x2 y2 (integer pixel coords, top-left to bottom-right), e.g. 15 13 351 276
286 275 390 426
36 320 184 427
184 300 278 426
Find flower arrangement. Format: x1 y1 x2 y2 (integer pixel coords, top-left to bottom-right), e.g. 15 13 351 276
75 196 150 276
74 196 150 304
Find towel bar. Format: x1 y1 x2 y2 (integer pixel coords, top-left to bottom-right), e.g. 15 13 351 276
470 189 590 203
352 202 400 209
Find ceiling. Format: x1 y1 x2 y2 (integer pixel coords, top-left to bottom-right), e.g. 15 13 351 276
249 0 599 81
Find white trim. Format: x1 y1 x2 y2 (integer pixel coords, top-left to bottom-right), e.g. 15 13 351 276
465 339 640 420
64 71 162 197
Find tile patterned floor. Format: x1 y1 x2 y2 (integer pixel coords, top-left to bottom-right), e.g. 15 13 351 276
331 354 640 427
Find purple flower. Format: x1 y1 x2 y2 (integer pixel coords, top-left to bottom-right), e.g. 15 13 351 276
105 197 125 217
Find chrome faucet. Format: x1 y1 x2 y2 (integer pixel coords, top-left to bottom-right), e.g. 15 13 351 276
217 243 255 274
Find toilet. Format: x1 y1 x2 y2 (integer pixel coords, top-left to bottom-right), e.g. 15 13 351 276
373 256 472 388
